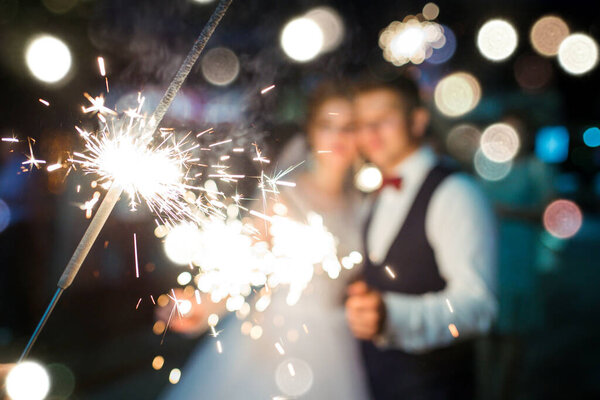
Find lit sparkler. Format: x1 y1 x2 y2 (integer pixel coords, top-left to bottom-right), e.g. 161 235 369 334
19 0 234 361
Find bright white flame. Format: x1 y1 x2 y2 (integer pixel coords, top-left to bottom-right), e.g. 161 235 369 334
477 19 518 61
354 164 383 192
558 33 599 75
434 72 481 117
280 17 324 62
25 35 72 83
6 361 50 400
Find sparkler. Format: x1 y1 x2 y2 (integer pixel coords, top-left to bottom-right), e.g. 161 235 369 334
19 0 234 361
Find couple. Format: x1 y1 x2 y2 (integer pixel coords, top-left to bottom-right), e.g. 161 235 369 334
162 76 497 399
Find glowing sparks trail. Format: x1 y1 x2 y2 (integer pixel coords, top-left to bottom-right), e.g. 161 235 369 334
261 84 276 94
19 0 234 361
97 57 106 76
134 233 140 278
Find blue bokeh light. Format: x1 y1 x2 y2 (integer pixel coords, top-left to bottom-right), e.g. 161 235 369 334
535 126 570 163
426 25 457 65
583 127 600 148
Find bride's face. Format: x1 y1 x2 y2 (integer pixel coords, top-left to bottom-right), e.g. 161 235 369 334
308 97 357 170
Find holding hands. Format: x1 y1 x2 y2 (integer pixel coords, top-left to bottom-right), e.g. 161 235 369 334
345 281 386 341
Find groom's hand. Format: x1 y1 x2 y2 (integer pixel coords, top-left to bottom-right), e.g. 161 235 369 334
345 281 385 341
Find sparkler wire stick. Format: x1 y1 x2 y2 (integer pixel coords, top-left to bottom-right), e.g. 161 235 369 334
19 0 233 361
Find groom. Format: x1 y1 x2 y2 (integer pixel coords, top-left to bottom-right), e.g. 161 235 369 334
345 77 497 399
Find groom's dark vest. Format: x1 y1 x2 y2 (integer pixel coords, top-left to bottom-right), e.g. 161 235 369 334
361 164 475 399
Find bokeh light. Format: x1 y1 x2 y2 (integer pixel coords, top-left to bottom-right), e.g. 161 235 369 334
480 123 520 162
168 368 181 384
427 25 456 64
275 358 314 397
535 126 570 163
543 199 583 239
0 198 10 233
177 271 192 285
305 7 344 53
514 53 553 90
422 3 440 21
379 17 446 66
434 72 482 117
6 361 51 400
25 35 72 83
164 223 202 265
42 0 78 14
530 15 569 56
446 124 482 163
152 356 165 370
354 164 383 193
201 47 240 86
280 17 324 62
583 127 600 147
558 33 599 75
477 19 518 61
474 149 513 181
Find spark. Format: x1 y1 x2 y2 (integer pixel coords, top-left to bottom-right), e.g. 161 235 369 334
448 323 459 338
196 128 213 137
445 298 454 313
38 98 50 106
275 342 285 355
97 57 106 77
260 84 276 94
194 289 202 304
150 295 156 305
82 92 117 115
302 324 309 334
22 137 46 169
232 147 244 152
47 163 62 172
216 340 223 353
209 139 232 147
317 150 332 154
136 297 142 309
134 233 139 278
384 265 396 279
2 137 19 143
287 363 295 376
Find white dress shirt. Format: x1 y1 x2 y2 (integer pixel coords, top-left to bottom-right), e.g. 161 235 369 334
367 146 498 353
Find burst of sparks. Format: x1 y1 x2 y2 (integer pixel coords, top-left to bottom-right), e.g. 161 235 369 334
70 93 204 225
21 137 46 169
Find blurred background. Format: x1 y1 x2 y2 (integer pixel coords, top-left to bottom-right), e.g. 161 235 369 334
1 0 599 398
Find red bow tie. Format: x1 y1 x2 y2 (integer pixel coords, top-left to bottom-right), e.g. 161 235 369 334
379 176 403 191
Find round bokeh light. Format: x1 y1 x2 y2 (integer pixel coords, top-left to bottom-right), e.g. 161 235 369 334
25 35 72 83
280 17 324 62
477 19 518 61
275 358 314 397
6 361 51 400
543 199 583 239
480 123 520 163
434 72 481 117
201 47 240 86
557 33 599 75
530 15 569 56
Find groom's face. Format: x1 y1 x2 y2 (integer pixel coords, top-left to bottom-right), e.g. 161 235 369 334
354 88 422 173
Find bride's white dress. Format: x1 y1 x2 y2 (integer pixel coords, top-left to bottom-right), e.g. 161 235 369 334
160 173 369 399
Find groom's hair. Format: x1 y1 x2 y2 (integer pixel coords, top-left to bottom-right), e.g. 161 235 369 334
352 75 423 116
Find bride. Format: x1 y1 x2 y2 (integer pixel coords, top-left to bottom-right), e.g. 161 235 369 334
160 80 369 399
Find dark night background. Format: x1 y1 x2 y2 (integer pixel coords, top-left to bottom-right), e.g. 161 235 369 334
1 0 600 398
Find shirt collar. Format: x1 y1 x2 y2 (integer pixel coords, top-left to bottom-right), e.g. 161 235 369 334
389 145 437 190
